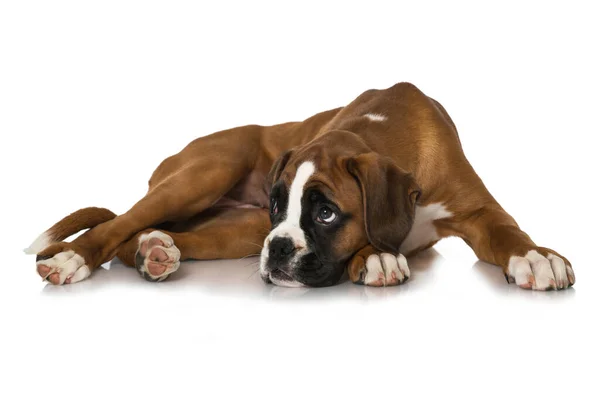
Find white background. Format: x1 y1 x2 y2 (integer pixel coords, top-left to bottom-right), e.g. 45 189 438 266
1 1 599 399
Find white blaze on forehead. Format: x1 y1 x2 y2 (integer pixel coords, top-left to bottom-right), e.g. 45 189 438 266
266 161 315 247
285 161 315 226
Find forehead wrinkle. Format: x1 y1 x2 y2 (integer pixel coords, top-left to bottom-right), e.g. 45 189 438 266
309 167 357 210
306 177 335 194
306 181 338 205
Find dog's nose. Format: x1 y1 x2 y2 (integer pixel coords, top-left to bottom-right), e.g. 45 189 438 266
269 237 296 261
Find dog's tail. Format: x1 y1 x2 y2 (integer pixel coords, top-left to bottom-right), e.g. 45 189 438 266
24 207 117 255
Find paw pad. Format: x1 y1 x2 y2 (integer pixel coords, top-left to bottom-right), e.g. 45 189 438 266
135 231 181 282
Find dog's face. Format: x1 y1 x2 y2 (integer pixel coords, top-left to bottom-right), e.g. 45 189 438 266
259 130 420 287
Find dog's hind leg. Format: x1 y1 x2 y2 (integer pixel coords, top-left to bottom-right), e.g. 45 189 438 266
115 208 271 282
33 125 268 285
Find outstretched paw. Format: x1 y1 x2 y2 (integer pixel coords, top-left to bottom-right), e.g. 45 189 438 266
135 231 181 282
506 249 574 291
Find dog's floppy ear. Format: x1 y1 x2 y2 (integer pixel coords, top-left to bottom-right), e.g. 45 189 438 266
267 150 293 187
347 152 421 254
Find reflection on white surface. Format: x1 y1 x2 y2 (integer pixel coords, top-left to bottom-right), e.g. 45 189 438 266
471 260 576 300
39 248 440 299
40 248 575 301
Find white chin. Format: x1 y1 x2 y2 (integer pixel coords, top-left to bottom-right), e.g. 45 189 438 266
269 272 305 288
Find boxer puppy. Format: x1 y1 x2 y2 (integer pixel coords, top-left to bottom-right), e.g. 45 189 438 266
26 83 574 290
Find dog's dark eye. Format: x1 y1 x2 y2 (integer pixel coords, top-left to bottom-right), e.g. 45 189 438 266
316 206 336 224
271 199 278 215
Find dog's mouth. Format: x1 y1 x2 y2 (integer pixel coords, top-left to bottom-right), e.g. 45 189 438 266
266 268 304 288
260 249 342 288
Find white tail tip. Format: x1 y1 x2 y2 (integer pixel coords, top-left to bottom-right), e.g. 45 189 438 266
24 232 52 255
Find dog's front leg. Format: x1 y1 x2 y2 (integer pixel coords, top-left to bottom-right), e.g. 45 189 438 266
438 204 575 291
347 245 411 287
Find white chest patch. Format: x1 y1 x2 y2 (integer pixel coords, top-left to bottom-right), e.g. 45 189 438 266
399 203 452 254
364 113 387 122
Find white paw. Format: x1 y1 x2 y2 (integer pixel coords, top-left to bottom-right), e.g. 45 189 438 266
141 230 175 247
507 250 574 290
136 231 181 282
362 253 410 286
36 250 91 285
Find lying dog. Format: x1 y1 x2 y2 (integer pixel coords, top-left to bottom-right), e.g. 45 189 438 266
25 82 574 290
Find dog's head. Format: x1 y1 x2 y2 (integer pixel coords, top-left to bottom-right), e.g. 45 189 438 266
259 130 420 287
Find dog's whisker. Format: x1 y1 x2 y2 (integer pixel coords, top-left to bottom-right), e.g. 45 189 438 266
243 259 260 268
246 265 261 279
240 240 264 250
237 253 261 261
